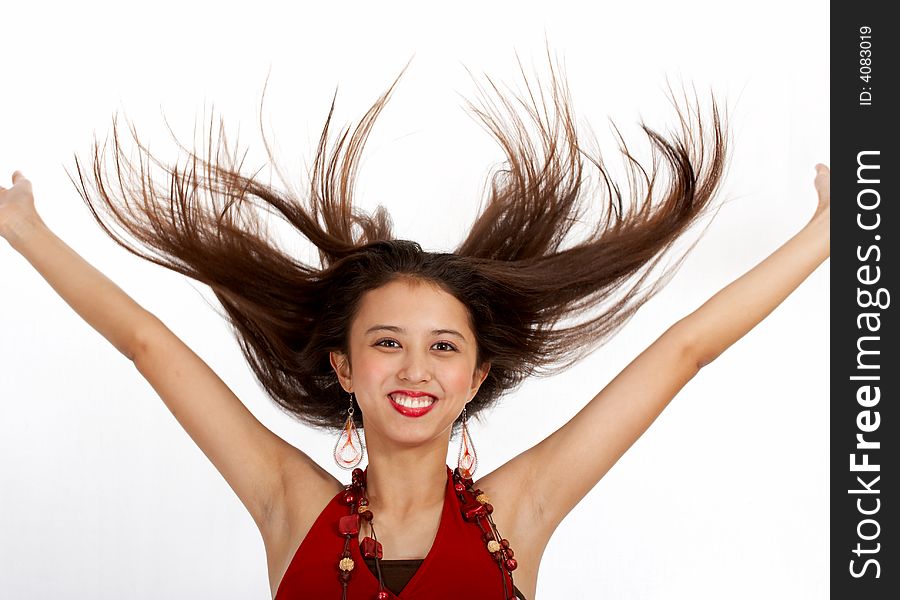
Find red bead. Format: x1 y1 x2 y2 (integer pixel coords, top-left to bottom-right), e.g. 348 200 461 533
463 502 487 521
454 482 466 492
484 503 494 514
500 538 510 549
361 510 374 521
377 592 390 599
482 530 495 542
339 570 352 582
361 536 383 559
343 490 357 505
338 514 360 535
505 558 518 571
454 467 473 485
505 548 515 559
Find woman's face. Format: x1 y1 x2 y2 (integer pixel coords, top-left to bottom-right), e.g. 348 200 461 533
330 277 490 448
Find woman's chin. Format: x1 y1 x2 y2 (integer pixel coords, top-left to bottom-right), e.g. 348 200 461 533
367 421 451 450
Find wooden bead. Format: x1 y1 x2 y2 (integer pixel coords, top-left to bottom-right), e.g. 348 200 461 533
475 493 490 504
463 502 487 521
338 514 360 535
361 536 383 559
339 557 355 571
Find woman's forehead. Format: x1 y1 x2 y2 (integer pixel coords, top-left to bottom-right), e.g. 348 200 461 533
352 279 472 336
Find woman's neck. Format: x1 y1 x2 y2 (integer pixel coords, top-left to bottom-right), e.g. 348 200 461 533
362 434 449 517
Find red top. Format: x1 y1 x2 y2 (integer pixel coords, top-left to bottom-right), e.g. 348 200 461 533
275 465 524 599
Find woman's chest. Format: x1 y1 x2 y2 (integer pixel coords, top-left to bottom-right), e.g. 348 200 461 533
354 506 443 559
270 476 540 598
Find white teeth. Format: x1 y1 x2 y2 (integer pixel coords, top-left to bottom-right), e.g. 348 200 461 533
390 394 435 408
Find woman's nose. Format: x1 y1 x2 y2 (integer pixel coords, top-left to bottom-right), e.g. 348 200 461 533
398 350 431 382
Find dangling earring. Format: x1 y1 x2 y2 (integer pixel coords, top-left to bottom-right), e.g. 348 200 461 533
334 392 365 469
457 406 478 479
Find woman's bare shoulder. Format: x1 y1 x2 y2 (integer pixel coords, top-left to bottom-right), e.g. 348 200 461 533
279 447 344 523
261 447 344 549
262 450 345 597
473 465 545 600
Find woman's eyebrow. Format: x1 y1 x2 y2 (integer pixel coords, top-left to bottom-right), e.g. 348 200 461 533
364 324 466 340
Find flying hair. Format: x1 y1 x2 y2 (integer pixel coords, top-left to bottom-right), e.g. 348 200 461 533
67 50 731 431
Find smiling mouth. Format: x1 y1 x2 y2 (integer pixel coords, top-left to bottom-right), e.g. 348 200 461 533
388 393 437 417
388 393 436 408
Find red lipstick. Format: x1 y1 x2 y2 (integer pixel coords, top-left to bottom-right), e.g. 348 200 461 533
387 390 437 418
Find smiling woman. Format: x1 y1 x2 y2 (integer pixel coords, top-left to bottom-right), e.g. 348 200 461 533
0 48 829 600
330 278 489 448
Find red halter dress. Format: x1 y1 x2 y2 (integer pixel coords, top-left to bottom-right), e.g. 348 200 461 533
275 465 526 599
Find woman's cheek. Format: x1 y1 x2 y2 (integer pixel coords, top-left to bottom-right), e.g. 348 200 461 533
442 365 476 395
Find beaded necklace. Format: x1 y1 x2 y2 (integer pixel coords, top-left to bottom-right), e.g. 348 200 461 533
333 466 519 599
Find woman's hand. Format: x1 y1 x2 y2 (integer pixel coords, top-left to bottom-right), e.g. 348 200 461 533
811 163 830 225
0 170 41 242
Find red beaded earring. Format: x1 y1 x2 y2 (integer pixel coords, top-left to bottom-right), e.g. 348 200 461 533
334 392 365 469
457 406 478 479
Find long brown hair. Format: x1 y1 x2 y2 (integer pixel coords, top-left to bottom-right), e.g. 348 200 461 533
67 53 730 432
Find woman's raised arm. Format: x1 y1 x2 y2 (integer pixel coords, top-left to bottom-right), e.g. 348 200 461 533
2 172 147 359
482 165 830 544
0 171 336 538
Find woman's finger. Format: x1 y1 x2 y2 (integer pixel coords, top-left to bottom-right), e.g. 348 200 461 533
814 164 830 192
12 170 28 185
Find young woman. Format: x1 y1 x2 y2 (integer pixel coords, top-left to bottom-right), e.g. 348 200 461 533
0 61 830 599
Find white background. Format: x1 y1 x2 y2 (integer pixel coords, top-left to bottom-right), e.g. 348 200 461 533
0 1 829 598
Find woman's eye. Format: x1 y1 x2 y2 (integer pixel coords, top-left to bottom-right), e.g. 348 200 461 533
373 339 456 351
